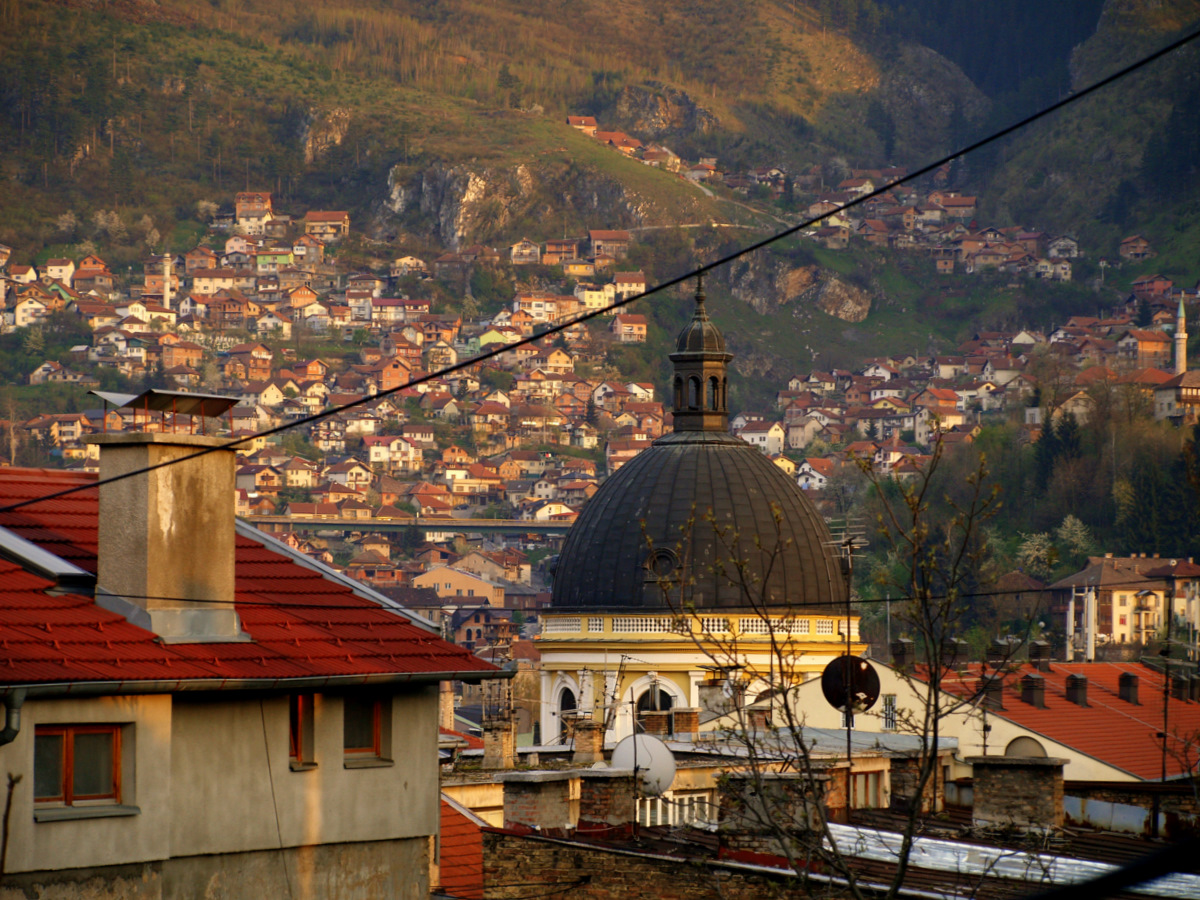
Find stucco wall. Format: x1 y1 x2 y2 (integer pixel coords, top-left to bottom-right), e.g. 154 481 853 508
0 687 439 880
0 695 173 875
169 688 439 856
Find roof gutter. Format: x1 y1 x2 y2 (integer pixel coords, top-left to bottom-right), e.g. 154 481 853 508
0 668 511 701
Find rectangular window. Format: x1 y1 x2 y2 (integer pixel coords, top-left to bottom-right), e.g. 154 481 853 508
289 693 316 768
882 694 897 730
344 696 387 764
34 725 120 806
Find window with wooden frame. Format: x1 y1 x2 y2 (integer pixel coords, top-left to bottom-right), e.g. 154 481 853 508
34 725 121 806
343 696 391 767
289 693 317 770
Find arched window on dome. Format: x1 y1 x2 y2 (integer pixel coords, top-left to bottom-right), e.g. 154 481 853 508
707 376 719 410
687 376 700 410
674 376 683 410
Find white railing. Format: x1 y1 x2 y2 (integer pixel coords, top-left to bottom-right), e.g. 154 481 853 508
739 617 812 635
638 792 717 827
612 616 678 634
587 616 604 633
700 617 730 634
543 617 581 634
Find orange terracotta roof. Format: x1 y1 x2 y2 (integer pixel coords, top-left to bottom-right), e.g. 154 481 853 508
934 661 1200 779
439 793 486 899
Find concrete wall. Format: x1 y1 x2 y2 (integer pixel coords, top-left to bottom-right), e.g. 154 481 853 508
0 687 439 898
0 695 173 874
0 839 429 900
169 688 439 855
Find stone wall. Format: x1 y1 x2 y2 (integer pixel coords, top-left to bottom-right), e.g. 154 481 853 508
888 756 944 814
968 757 1066 829
483 832 815 900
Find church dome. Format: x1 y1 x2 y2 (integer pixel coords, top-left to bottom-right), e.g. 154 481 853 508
551 281 848 613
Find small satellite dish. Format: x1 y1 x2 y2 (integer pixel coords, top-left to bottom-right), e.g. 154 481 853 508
590 761 608 769
821 655 881 713
611 734 676 796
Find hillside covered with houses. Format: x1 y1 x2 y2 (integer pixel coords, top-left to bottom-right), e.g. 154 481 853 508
1 174 1198 651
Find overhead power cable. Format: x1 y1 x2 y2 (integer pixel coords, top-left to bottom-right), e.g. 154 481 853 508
2 24 1199 516
31 575 1181 611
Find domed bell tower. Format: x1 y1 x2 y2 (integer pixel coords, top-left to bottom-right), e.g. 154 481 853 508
670 276 734 432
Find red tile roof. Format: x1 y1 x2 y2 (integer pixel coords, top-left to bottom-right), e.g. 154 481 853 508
935 661 1200 780
0 468 499 687
439 793 486 900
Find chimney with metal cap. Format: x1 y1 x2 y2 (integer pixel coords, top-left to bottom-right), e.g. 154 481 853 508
1029 640 1052 672
86 431 245 642
1119 672 1140 704
1020 674 1046 708
891 638 915 670
978 676 1005 710
1065 674 1088 707
1171 674 1189 702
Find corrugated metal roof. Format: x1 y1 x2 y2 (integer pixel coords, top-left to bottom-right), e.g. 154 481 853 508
0 469 500 687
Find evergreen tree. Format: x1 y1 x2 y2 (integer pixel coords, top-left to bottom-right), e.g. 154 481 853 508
1033 416 1058 490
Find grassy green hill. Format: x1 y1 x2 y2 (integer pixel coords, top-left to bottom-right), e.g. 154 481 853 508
3 0 1199 400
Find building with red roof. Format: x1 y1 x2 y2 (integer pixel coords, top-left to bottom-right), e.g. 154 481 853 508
797 655 1200 783
0 430 501 897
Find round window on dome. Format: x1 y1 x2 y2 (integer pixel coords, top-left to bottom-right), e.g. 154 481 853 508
645 548 679 578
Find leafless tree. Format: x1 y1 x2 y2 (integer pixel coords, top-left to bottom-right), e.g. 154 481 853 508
645 435 1032 899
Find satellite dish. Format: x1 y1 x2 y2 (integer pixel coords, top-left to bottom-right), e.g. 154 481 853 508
590 761 609 769
821 655 881 713
611 734 676 796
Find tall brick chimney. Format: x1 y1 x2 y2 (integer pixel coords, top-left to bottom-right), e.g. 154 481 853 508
87 433 245 642
483 714 516 770
571 717 605 765
502 771 574 836
577 770 637 839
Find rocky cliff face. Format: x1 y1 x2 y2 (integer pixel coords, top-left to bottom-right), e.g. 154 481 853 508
722 254 872 323
383 160 694 249
815 277 872 323
614 81 720 141
875 44 991 162
301 108 351 164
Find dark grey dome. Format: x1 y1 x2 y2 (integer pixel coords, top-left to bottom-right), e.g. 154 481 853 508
551 431 848 612
674 282 725 354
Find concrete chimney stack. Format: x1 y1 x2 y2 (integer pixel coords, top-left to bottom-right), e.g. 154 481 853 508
87 433 245 642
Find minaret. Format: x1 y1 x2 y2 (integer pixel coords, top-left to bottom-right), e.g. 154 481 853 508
669 276 734 432
1176 297 1188 375
162 254 173 311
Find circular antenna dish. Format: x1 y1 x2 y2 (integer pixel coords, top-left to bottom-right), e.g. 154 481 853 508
611 734 676 796
821 655 881 713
